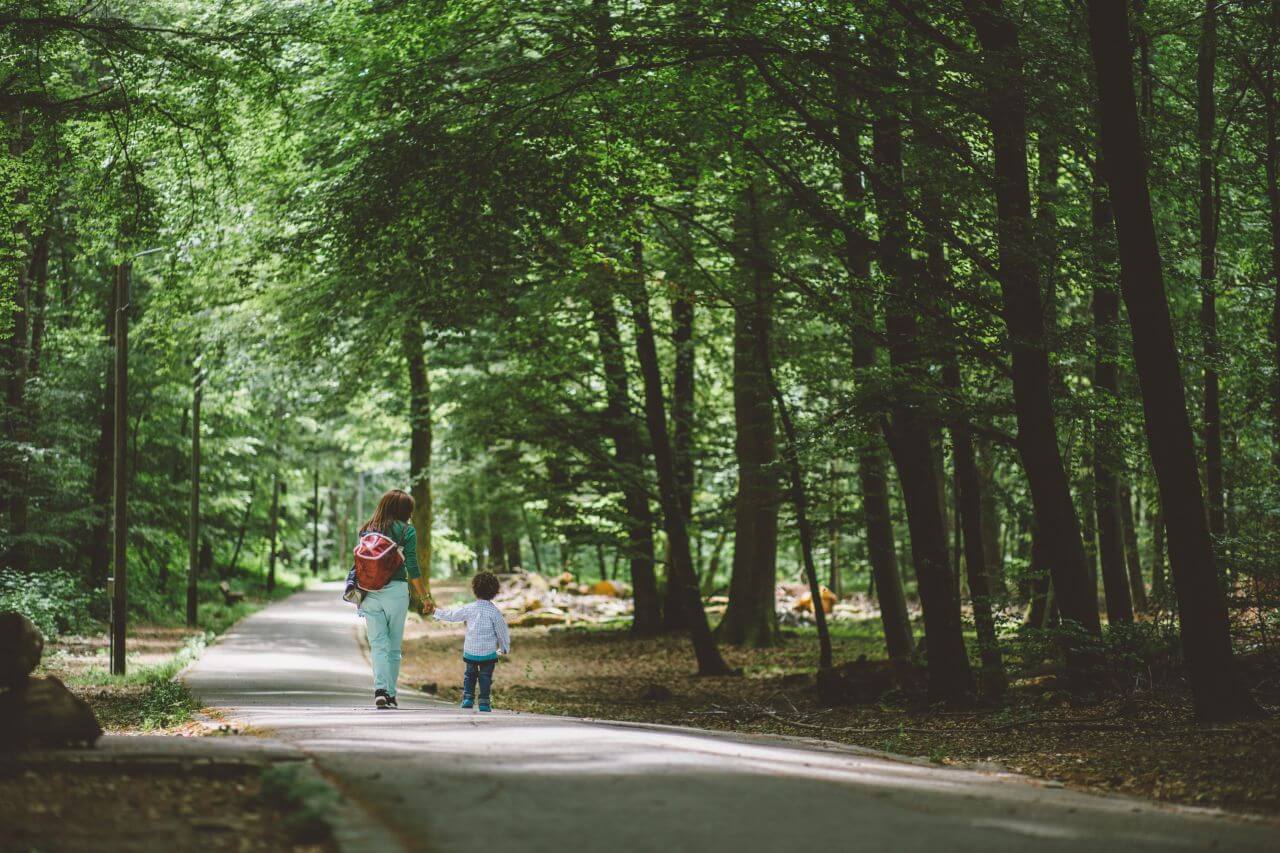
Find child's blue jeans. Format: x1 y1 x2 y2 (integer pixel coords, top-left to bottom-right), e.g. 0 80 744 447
463 658 496 704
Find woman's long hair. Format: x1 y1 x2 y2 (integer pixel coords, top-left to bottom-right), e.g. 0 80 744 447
361 489 415 535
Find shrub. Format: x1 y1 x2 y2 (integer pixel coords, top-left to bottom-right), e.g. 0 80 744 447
0 569 93 640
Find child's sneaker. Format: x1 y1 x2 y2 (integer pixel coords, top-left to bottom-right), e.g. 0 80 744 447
478 703 491 712
460 697 474 709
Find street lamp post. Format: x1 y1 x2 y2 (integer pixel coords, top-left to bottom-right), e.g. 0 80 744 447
108 248 162 676
109 261 130 676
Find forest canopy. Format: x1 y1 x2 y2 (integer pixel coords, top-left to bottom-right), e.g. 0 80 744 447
2 0 1278 722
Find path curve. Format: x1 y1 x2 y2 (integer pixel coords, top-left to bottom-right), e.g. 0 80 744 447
184 584 1277 852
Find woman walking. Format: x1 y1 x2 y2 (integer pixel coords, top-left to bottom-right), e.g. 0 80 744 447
354 489 433 708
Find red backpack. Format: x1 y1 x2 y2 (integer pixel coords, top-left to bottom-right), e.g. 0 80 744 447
353 527 405 591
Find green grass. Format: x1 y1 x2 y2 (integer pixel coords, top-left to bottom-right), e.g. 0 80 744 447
71 633 208 730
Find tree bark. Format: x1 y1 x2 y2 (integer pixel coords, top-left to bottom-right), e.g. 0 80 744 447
591 283 661 635
718 176 781 648
976 440 1005 596
771 376 833 670
227 481 254 579
872 110 973 703
1264 2 1280 470
3 232 45 572
1197 0 1224 542
311 465 321 576
1091 173 1134 624
1087 0 1261 720
666 287 696 629
965 0 1103 649
628 241 732 675
26 231 49 381
404 321 433 592
1119 483 1148 611
267 475 280 593
831 85 914 659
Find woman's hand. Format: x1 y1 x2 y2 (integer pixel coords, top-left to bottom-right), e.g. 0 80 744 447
409 578 434 616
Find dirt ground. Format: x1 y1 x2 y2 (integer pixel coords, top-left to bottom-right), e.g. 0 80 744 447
402 581 1280 818
0 764 335 852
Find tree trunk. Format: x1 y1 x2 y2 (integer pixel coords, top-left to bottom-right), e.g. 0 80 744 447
404 321 433 592
488 528 507 572
832 89 914 659
1264 4 1280 470
521 505 545 575
268 475 280 593
311 465 321 576
771 376 833 670
1024 533 1052 629
27 231 49 381
1150 503 1167 603
1087 0 1261 720
591 284 661 635
976 440 1005 596
227 481 254 579
965 0 1103 651
827 461 843 597
628 241 732 675
3 233 45 572
718 177 781 649
1091 173 1134 624
1197 0 1225 542
666 287 696 629
1119 483 1148 611
872 110 973 703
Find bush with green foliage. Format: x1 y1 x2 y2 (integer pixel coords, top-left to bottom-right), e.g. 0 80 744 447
0 569 93 640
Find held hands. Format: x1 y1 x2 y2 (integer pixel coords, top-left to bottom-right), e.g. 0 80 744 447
417 595 436 617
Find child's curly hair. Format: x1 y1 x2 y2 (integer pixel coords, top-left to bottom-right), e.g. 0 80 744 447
472 571 500 601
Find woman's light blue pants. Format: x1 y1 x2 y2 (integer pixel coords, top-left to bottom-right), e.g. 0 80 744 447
360 581 410 696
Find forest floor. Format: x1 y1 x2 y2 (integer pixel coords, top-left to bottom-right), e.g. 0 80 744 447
0 761 336 852
401 581 1280 818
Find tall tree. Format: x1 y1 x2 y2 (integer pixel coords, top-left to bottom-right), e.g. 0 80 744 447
405 321 433 594
1087 0 1261 721
872 104 974 703
591 283 661 635
1198 0 1225 542
718 175 782 648
1091 171 1134 625
964 0 1103 650
628 244 732 675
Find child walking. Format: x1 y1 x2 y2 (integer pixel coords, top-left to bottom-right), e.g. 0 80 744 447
433 571 510 712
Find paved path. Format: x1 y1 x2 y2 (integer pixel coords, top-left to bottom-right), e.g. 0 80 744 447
184 585 1277 852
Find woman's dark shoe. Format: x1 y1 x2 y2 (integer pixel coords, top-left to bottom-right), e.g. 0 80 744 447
385 695 399 709
374 689 389 709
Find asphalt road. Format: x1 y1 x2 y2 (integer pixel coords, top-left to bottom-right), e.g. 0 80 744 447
183 584 1278 852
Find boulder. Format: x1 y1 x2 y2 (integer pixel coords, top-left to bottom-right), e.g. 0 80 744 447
0 675 102 750
0 611 43 688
